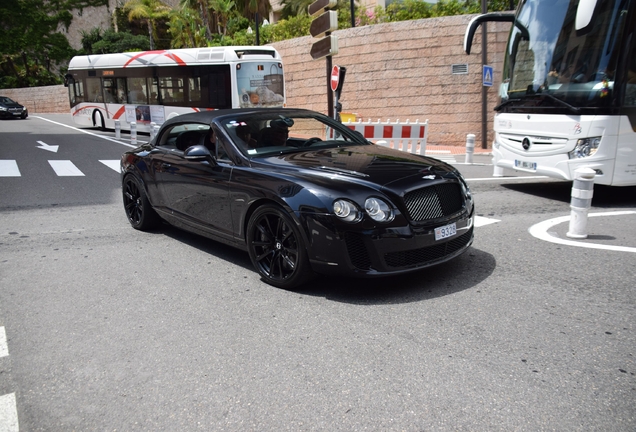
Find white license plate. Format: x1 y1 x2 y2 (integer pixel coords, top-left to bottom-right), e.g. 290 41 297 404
515 160 537 170
434 223 457 241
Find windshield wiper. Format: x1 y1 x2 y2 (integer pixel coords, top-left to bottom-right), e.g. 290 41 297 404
495 94 581 114
494 98 522 111
538 93 581 114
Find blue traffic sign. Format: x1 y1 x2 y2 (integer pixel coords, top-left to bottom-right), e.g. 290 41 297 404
483 65 494 87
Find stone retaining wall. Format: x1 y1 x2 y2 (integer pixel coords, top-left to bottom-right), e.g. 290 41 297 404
1 14 511 147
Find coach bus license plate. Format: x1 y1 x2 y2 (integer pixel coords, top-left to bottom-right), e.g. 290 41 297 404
515 160 537 170
435 223 456 241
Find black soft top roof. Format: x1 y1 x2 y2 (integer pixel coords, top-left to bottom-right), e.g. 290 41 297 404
162 107 324 127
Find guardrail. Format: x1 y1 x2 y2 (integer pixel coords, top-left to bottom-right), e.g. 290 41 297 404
344 119 429 155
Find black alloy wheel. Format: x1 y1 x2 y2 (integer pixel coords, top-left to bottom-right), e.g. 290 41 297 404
247 204 314 289
122 175 159 230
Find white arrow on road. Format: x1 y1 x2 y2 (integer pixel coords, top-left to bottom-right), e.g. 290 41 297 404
36 140 59 153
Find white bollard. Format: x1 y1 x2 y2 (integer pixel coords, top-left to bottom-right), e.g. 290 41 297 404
493 158 504 177
465 134 475 164
566 167 596 239
130 121 137 146
149 122 157 140
114 120 121 139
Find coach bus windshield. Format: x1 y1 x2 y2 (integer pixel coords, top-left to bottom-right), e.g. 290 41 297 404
500 0 630 111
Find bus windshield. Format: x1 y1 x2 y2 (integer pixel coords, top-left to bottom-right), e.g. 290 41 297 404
501 0 630 110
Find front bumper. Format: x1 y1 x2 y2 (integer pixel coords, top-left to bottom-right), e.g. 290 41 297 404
304 208 474 277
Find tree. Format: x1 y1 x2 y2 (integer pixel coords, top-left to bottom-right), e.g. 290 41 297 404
0 0 107 88
123 0 172 50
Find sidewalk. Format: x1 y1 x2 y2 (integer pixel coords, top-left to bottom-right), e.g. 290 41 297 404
425 144 492 156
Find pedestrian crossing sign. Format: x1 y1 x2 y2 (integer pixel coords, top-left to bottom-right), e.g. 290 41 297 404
483 65 494 87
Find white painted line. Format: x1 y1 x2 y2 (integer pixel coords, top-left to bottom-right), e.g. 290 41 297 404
32 116 139 148
0 327 8 358
466 176 550 181
99 160 121 173
35 141 59 153
0 160 21 177
474 216 500 227
528 211 636 253
0 393 19 432
48 160 85 176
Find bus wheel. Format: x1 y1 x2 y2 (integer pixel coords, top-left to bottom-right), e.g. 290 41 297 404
93 110 105 130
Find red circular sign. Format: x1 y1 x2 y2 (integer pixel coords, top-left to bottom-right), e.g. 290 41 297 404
330 65 340 92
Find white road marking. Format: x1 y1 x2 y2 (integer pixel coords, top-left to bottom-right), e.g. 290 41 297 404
474 216 500 227
0 160 21 177
0 327 8 358
35 141 59 153
32 116 139 148
528 211 636 253
466 175 550 181
48 160 85 176
99 160 121 173
0 393 19 432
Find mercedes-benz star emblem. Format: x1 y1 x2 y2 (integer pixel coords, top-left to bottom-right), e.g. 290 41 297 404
522 137 531 150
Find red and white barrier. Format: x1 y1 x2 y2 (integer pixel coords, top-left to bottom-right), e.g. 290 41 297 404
344 119 429 155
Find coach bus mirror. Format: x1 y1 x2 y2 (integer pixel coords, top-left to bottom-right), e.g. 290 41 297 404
64 74 74 87
576 0 598 36
184 145 214 162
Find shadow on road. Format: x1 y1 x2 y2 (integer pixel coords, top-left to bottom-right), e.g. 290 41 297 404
157 223 496 305
298 247 496 305
503 181 636 208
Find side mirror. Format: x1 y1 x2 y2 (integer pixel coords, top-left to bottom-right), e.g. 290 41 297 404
184 145 214 162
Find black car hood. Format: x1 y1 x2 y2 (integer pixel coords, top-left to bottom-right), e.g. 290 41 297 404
0 101 23 109
253 144 457 187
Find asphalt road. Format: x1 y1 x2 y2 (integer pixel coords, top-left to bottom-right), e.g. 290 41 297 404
0 115 635 431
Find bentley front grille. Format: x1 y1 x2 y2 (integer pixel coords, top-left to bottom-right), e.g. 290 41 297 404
403 183 463 222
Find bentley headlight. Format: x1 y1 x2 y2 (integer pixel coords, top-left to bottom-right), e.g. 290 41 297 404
365 197 394 222
569 137 601 159
333 199 361 222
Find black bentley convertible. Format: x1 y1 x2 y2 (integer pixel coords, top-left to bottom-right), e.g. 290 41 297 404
121 108 474 289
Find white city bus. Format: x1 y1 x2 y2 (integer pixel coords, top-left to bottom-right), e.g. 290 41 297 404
465 0 636 186
64 46 285 133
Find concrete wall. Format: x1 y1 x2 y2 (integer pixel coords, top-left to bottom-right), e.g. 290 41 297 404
2 14 511 147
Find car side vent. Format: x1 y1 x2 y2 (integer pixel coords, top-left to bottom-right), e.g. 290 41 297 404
452 64 469 74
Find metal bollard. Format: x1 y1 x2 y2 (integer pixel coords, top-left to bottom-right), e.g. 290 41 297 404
130 121 137 146
114 120 121 140
150 122 157 140
465 134 475 164
566 167 596 239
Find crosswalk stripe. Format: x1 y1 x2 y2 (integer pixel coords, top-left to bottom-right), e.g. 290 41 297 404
48 160 85 176
99 160 121 173
0 327 7 358
0 393 19 432
0 160 21 177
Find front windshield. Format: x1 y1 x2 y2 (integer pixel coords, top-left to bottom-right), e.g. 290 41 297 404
502 0 630 110
220 111 369 157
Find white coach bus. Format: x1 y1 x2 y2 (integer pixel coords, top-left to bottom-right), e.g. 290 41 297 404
465 0 636 186
64 46 285 133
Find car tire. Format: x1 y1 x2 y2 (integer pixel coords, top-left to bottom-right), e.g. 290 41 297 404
122 175 160 231
247 204 314 289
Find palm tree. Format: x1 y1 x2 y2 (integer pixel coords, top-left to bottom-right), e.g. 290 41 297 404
123 0 172 50
210 0 235 36
168 6 207 48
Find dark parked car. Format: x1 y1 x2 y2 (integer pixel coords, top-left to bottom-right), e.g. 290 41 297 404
0 96 28 119
121 108 474 289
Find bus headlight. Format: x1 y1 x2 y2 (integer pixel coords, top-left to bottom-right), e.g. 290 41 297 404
569 137 601 159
